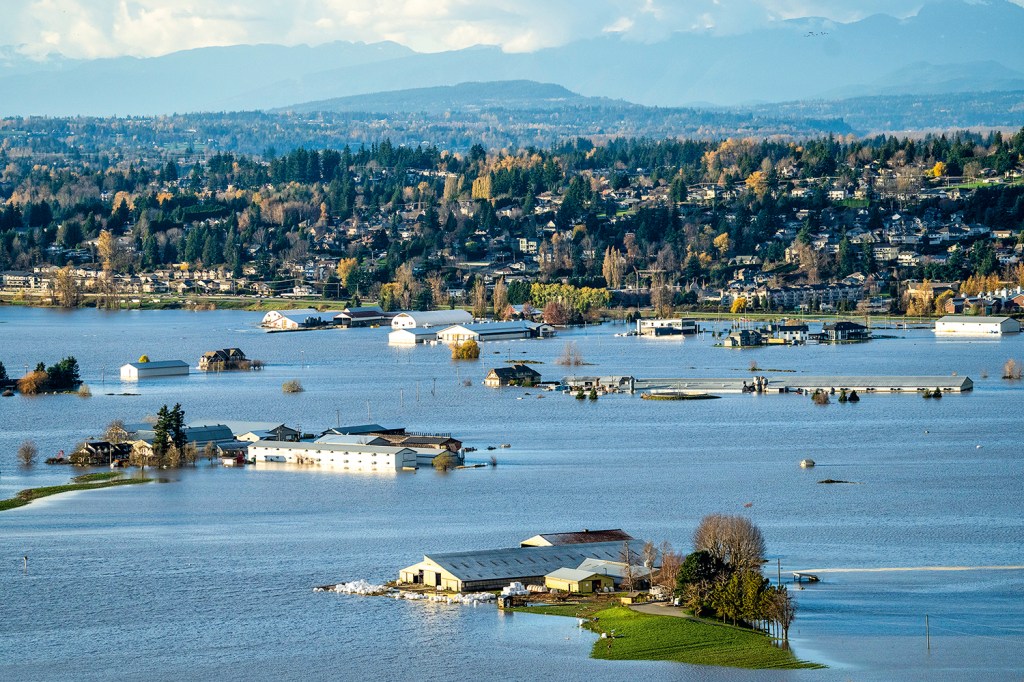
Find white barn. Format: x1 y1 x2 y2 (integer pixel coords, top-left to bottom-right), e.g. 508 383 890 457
935 316 1021 335
120 360 190 381
391 310 473 329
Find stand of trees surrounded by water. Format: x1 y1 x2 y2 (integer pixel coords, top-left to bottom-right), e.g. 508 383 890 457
675 514 796 642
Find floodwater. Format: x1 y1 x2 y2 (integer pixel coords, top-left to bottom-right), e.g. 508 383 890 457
1 307 1022 681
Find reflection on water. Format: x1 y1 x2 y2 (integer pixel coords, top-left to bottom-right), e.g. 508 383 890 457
1 308 1022 680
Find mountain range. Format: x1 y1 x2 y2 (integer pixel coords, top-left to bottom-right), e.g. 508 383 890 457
0 0 1023 117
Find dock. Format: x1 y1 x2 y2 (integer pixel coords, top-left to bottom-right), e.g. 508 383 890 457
631 375 973 394
792 572 820 583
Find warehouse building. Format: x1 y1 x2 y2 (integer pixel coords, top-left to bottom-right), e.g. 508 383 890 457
935 315 1021 335
120 359 189 381
391 310 472 329
398 535 650 592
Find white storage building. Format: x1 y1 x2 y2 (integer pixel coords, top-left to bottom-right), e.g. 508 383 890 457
391 310 473 329
935 316 1021 335
388 328 438 345
120 360 190 381
247 440 418 471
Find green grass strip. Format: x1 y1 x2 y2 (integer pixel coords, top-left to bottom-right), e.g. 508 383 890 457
517 604 822 670
0 474 152 511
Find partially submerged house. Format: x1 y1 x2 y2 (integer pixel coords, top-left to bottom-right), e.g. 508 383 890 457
198 348 249 371
724 329 766 348
484 364 542 387
334 306 391 328
636 318 698 336
261 309 340 330
817 321 871 342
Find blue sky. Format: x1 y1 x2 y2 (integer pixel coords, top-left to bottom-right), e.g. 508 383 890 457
0 0 1006 59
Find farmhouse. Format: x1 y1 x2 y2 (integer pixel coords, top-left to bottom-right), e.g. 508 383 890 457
198 348 249 371
724 329 766 347
436 321 554 344
120 359 189 381
818 321 871 342
484 364 542 387
935 315 1021 335
636 318 698 336
261 309 340 330
391 310 473 329
334 306 390 328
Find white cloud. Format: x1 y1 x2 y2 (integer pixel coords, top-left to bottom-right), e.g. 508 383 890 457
0 0 1019 59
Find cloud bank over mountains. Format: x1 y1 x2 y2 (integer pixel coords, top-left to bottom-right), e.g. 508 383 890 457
0 0 980 59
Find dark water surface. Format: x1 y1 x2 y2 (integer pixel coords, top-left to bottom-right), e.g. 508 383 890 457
1 308 1022 680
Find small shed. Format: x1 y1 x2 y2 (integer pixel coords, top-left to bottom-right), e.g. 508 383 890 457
619 591 650 605
544 568 614 594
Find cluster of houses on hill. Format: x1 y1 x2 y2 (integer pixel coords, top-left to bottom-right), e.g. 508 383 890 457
398 529 657 594
68 421 464 471
259 306 556 346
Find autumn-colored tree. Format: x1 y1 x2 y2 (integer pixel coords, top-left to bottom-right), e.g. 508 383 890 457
471 174 492 200
450 340 480 360
336 257 358 287
730 296 747 314
933 290 955 315
471 278 488 318
650 275 674 318
51 265 82 308
542 300 569 326
713 232 731 259
602 246 626 288
492 277 508 319
425 272 448 309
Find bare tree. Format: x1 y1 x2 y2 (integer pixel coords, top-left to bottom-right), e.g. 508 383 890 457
619 541 635 592
655 541 683 593
104 419 128 444
51 265 82 308
18 439 38 467
693 514 766 571
555 341 584 366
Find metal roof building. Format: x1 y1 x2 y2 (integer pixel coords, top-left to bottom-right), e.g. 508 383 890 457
521 529 634 547
390 309 473 329
398 539 650 592
935 315 1021 335
436 321 554 344
120 359 189 381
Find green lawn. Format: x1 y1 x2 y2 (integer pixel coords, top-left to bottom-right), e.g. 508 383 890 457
519 605 822 670
0 473 152 511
